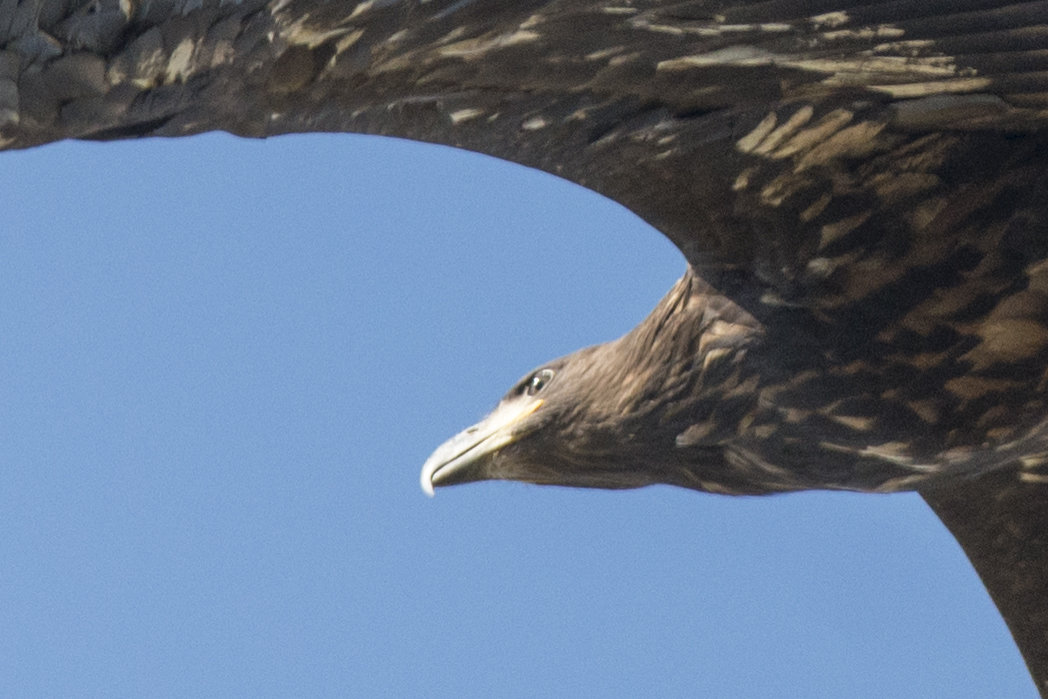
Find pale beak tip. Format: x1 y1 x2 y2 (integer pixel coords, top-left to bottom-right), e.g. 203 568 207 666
420 468 436 497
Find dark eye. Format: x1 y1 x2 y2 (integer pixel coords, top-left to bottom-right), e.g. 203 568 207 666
526 369 555 396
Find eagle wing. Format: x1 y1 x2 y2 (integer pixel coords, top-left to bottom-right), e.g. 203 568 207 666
4 0 1048 691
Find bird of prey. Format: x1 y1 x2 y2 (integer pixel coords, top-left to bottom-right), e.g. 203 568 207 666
3 0 1047 692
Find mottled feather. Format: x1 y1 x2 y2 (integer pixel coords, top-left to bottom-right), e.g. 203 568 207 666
3 0 1048 693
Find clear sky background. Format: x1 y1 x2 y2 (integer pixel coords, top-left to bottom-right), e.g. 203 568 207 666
0 133 1035 697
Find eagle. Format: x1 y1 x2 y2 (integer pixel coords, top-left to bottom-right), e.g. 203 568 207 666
4 0 1047 692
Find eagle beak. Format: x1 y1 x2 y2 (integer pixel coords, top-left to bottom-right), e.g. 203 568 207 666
420 398 544 496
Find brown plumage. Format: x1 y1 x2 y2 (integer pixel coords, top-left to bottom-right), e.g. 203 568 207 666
4 0 1048 693
423 264 1038 497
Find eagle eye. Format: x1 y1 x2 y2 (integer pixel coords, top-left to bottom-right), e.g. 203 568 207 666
526 369 555 396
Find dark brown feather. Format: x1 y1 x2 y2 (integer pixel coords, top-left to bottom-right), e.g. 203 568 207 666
4 0 1048 692
923 467 1048 695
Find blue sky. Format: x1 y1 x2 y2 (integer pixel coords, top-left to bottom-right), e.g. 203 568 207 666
0 133 1035 696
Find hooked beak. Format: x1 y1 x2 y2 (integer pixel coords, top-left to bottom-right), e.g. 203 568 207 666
420 398 544 496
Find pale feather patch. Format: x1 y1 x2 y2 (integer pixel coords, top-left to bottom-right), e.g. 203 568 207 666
964 319 1048 370
736 112 777 154
164 37 195 83
751 106 813 156
860 442 941 472
675 422 716 447
819 211 871 249
439 30 540 58
697 320 752 355
810 11 849 29
794 120 886 171
772 109 853 160
521 116 548 130
872 78 993 99
449 108 484 124
829 414 876 432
